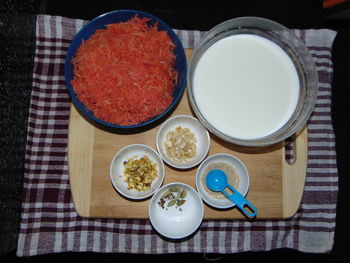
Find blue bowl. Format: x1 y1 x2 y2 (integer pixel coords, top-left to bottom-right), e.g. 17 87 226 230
65 10 187 130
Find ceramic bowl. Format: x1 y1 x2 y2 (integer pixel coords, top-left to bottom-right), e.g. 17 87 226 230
65 10 187 131
195 153 250 209
149 182 204 239
156 115 210 169
110 144 165 200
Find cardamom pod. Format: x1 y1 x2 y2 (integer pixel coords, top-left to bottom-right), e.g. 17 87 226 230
167 200 176 207
169 187 179 192
176 199 186 206
161 190 172 198
180 189 187 198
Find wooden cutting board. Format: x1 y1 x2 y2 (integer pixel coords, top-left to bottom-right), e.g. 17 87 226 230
68 49 308 220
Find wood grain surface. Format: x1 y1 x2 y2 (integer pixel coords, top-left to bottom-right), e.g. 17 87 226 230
68 49 307 220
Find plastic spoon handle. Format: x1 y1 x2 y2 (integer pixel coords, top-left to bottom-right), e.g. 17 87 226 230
221 184 257 218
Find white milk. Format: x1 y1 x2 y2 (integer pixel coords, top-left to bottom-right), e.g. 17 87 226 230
193 34 300 140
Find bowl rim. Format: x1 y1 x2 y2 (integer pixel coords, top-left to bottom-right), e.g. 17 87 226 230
64 9 187 130
109 143 165 200
155 114 211 169
148 182 204 239
187 16 318 147
195 153 250 209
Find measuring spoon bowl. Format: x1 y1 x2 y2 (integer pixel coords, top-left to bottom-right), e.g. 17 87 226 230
206 169 228 191
206 169 257 218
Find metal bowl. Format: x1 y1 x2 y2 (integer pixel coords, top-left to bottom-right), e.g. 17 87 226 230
187 17 317 146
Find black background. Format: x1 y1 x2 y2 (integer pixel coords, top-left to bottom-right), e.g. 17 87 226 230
1 0 349 262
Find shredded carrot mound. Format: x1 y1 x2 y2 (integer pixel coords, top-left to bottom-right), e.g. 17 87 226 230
71 16 178 126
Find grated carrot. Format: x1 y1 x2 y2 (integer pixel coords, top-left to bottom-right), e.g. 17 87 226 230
71 15 178 126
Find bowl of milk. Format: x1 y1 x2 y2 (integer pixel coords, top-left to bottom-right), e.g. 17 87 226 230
187 17 317 147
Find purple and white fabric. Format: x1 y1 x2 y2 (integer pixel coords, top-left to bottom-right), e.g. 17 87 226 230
17 15 337 256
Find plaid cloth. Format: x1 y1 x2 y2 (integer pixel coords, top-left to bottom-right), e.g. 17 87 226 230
17 15 338 256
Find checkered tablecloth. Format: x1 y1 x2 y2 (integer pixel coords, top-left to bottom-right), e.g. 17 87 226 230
17 15 338 256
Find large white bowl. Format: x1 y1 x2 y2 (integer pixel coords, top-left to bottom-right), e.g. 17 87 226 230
110 144 165 200
149 182 204 239
195 153 250 209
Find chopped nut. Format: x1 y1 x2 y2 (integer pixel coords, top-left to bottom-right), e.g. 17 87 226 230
123 155 157 191
164 126 197 163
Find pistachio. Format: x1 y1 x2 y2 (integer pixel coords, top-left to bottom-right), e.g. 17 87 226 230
123 155 157 191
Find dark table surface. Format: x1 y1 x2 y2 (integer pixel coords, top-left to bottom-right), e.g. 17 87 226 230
1 0 349 262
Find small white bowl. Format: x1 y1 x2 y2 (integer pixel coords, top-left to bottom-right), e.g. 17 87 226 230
156 115 210 169
195 153 250 209
110 144 165 200
149 182 204 239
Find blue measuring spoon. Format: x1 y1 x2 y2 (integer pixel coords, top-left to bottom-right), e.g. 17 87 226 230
206 169 257 218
